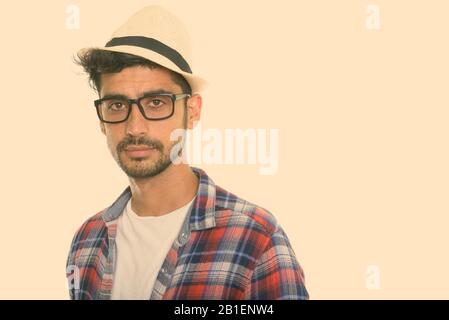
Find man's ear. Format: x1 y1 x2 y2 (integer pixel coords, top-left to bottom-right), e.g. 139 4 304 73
100 121 106 135
187 93 202 129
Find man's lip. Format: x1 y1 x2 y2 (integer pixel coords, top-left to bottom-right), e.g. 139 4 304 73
124 145 154 151
123 146 156 158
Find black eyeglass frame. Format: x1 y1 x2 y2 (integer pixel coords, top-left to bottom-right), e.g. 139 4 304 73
94 93 191 123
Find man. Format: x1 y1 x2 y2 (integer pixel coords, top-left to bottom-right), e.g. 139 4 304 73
66 5 308 300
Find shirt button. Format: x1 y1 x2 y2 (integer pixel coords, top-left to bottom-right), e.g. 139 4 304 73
161 267 166 274
181 232 188 240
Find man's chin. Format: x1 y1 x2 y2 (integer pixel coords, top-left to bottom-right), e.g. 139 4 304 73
119 159 173 179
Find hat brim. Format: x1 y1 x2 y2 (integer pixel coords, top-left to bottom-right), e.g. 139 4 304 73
77 46 208 94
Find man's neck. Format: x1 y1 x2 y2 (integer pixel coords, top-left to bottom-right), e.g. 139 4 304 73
128 164 199 217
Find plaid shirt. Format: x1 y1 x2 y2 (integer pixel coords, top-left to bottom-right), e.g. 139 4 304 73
66 167 309 300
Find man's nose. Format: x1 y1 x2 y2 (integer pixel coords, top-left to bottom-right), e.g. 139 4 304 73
125 103 149 136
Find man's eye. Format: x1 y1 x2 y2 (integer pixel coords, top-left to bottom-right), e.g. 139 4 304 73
108 102 126 111
150 99 164 107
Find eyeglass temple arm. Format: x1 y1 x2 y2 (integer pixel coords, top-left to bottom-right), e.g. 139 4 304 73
175 93 191 100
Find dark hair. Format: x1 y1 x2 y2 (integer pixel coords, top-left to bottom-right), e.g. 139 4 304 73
74 49 192 96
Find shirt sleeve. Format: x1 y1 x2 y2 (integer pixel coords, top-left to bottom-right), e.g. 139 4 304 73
244 226 309 300
66 233 77 300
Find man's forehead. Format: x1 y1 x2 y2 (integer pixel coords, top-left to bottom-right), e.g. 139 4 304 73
101 66 171 84
100 67 177 97
101 88 176 99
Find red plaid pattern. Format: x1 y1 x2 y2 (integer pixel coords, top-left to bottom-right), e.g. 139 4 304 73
66 167 308 299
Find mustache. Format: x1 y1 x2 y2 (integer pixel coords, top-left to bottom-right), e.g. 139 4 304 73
117 136 164 153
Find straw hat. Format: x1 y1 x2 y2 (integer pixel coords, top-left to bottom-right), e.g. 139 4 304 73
79 5 207 93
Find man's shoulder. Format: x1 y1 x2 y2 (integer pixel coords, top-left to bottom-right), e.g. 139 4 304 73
214 185 280 237
70 209 108 247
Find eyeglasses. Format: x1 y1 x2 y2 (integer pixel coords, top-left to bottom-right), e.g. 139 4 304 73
94 93 191 123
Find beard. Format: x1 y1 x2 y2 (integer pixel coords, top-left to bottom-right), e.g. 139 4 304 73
110 136 180 179
117 146 173 179
108 105 188 179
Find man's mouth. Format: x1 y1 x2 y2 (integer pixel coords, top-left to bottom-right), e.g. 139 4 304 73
124 145 156 157
125 145 154 151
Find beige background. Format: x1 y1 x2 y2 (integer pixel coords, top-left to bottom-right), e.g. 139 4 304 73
0 0 448 299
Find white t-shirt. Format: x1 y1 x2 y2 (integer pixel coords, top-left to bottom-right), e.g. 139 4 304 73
111 197 195 300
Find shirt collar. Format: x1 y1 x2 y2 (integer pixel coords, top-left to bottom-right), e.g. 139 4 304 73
101 166 216 231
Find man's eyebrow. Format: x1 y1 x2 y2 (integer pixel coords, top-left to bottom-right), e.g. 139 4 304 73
101 89 175 100
100 93 128 100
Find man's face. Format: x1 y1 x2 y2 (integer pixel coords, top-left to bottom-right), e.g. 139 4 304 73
99 65 189 179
